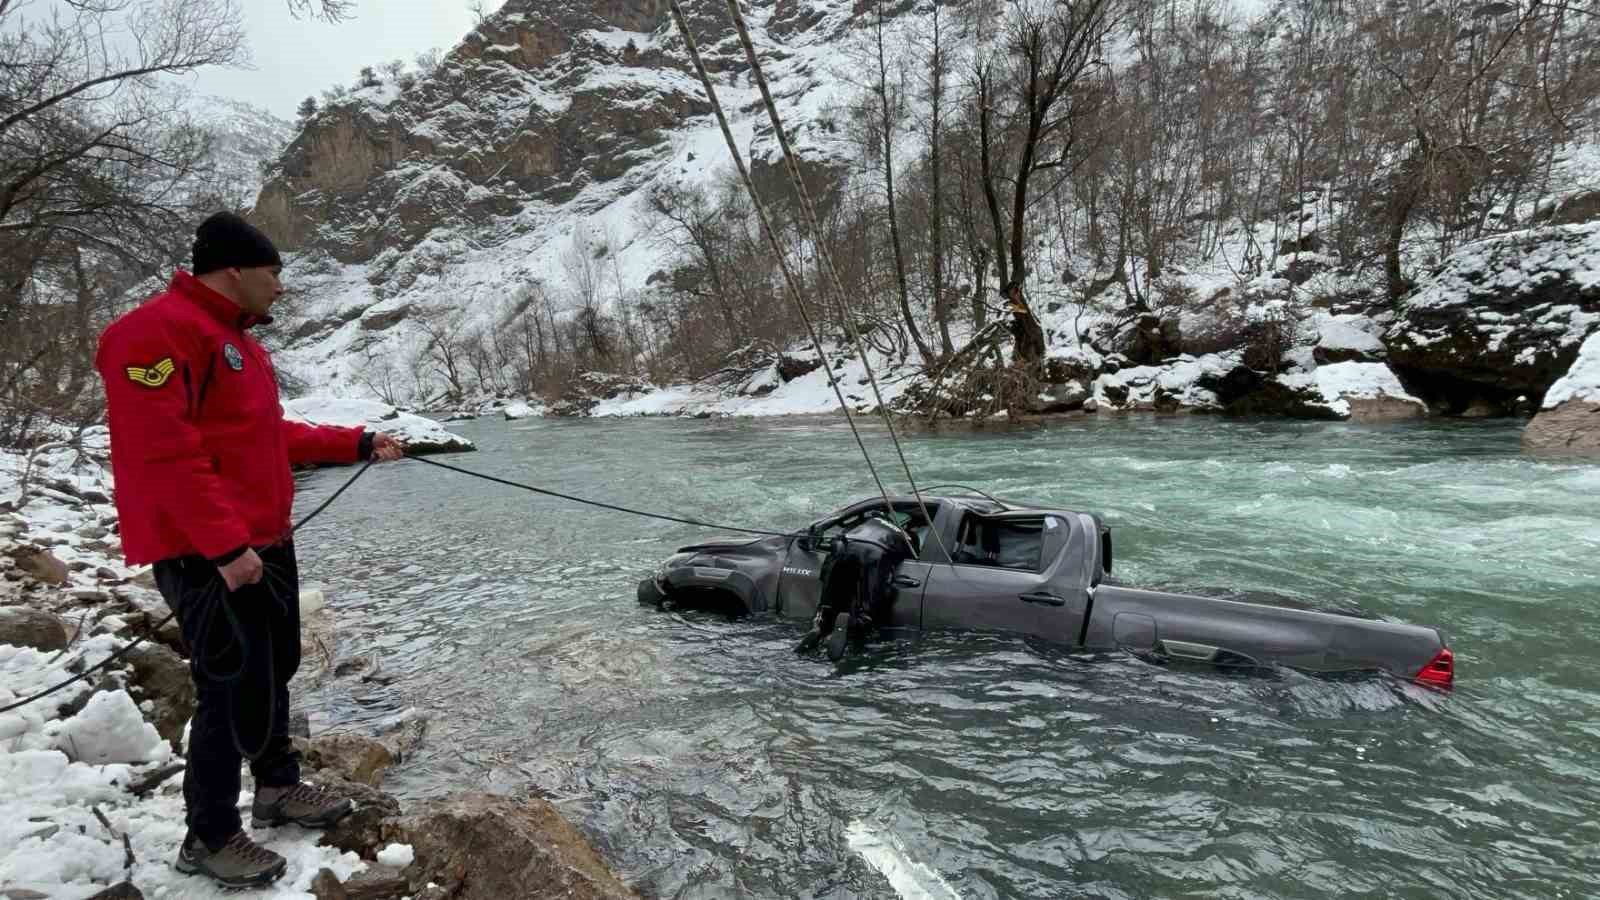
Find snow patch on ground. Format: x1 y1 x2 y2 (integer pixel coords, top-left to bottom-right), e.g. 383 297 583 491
52 689 170 766
376 842 415 868
0 642 365 899
591 345 922 418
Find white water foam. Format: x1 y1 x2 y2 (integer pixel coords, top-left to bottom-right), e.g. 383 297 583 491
844 820 962 900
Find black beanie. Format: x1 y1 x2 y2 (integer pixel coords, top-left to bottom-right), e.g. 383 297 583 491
192 212 282 275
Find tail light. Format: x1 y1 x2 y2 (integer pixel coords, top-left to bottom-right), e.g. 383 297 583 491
1415 648 1454 689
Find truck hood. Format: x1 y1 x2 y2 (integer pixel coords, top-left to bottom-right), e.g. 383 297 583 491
674 534 788 553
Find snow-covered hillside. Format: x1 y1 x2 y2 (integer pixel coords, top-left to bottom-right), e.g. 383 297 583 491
193 95 295 211
245 0 1600 428
257 0 881 399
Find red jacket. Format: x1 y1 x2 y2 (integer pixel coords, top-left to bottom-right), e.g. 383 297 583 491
96 271 366 565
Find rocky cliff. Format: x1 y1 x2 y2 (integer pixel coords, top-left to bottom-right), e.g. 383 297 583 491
250 0 862 398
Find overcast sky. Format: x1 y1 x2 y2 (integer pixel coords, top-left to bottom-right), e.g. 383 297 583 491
184 0 506 119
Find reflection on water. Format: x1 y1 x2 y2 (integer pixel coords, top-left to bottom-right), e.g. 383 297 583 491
293 416 1600 899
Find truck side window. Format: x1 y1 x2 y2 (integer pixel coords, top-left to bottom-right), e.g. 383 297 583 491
952 515 1044 572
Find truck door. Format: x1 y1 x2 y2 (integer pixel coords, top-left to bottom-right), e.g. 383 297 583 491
776 500 936 628
918 512 1088 641
777 536 826 622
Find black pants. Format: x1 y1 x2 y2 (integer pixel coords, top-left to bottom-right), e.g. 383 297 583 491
154 541 303 850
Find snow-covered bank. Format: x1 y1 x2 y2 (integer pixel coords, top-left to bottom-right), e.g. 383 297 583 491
0 403 485 898
0 438 366 898
283 397 477 454
591 347 923 418
1 646 365 899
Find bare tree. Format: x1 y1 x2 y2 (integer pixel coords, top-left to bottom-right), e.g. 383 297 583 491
0 0 248 445
284 0 355 21
649 181 743 351
986 0 1122 365
915 0 959 358
866 0 935 364
412 305 469 397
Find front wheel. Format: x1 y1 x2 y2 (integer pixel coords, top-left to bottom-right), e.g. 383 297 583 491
637 577 666 608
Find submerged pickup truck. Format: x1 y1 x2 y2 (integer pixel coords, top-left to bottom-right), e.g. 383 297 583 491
636 492 1455 688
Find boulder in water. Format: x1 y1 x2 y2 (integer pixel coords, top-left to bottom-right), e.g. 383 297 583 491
392 793 637 900
1524 330 1600 456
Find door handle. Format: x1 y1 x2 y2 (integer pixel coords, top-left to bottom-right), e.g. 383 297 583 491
892 575 922 588
1019 592 1065 607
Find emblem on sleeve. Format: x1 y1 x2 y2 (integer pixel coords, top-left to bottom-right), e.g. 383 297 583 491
125 358 176 388
223 343 244 371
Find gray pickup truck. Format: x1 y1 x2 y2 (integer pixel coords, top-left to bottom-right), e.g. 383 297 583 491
637 492 1455 688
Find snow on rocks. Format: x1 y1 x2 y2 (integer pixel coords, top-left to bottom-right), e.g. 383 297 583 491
1542 327 1600 407
375 842 415 868
502 401 544 420
1307 362 1428 422
282 397 475 454
1086 354 1230 413
1524 329 1600 457
1310 312 1387 365
580 346 924 419
1386 222 1600 414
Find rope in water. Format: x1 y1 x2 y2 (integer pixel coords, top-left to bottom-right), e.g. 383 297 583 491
0 451 817 716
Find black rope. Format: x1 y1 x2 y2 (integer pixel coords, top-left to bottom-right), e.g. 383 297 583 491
5 448 828 719
406 454 799 537
0 461 376 717
1 452 806 716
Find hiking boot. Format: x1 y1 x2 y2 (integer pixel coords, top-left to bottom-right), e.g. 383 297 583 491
174 830 287 888
251 781 354 829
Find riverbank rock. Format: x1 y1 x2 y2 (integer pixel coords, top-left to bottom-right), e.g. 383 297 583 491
549 372 654 417
122 643 195 746
314 775 404 858
7 546 69 586
1523 330 1600 456
1523 401 1600 455
1303 362 1428 422
311 865 410 900
296 733 396 787
0 606 69 651
1386 223 1600 415
503 401 542 420
1310 312 1387 365
393 793 637 900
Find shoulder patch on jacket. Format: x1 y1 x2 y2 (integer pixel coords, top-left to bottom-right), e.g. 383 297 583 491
126 357 176 388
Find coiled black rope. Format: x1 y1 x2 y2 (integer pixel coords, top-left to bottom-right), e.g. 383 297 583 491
0 460 376 718
2 451 810 719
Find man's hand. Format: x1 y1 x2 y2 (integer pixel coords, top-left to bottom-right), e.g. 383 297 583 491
371 432 404 462
218 548 264 592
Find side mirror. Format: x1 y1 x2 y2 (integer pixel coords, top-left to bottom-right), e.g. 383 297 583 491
797 524 820 553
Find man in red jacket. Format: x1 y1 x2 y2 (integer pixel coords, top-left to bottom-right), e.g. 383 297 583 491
96 212 404 888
